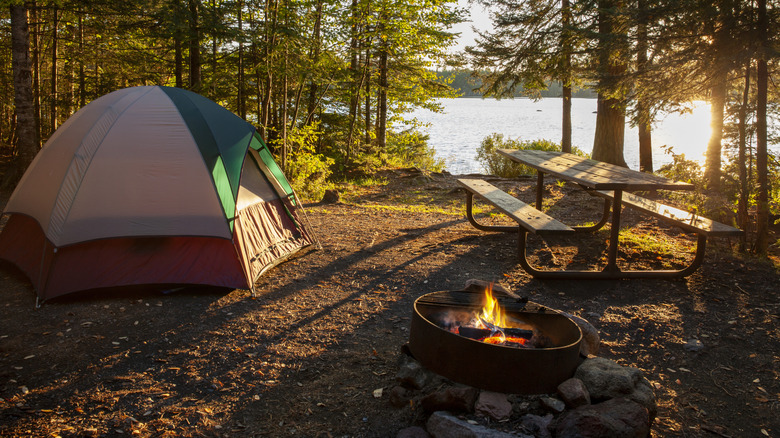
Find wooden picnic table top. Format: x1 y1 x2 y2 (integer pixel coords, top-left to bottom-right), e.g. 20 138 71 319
497 149 695 191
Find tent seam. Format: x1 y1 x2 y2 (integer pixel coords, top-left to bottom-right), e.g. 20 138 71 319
48 86 156 243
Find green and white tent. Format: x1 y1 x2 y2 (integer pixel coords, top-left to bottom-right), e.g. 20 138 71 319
0 85 314 302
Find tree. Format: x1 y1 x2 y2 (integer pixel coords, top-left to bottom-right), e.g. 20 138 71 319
467 0 586 153
754 0 770 255
590 0 629 166
5 2 40 189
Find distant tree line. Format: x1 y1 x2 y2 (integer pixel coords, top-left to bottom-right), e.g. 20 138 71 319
436 69 597 99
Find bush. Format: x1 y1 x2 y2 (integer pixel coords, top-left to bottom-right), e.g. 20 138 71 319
282 123 335 200
385 128 445 172
475 134 586 177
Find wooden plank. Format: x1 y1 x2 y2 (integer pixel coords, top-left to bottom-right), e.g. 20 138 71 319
497 149 694 191
596 190 743 237
457 178 574 235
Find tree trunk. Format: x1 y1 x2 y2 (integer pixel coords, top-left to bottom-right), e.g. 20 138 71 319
210 0 218 97
636 0 652 172
78 10 85 106
237 0 245 118
31 1 40 142
591 0 627 166
6 4 40 189
704 78 726 190
175 37 184 88
560 0 572 153
188 0 202 92
737 61 750 252
50 6 58 134
365 47 372 148
304 0 323 126
377 45 388 151
561 85 571 153
754 0 769 255
346 0 361 162
703 1 734 191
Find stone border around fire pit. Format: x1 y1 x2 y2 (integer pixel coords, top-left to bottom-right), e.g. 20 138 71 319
392 348 657 438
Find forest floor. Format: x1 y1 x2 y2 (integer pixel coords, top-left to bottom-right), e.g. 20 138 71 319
0 168 778 437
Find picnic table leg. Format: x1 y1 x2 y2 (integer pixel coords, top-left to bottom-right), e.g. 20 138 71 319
573 198 612 232
464 192 518 233
605 189 623 274
535 171 544 210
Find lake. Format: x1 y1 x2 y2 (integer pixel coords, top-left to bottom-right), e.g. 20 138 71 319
410 97 712 174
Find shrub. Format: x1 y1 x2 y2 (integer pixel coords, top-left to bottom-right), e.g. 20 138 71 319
283 122 335 200
475 134 586 177
385 128 446 172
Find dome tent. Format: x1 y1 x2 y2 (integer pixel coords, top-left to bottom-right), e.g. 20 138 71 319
0 86 314 303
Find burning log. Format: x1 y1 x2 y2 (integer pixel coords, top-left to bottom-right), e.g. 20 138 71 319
457 326 533 340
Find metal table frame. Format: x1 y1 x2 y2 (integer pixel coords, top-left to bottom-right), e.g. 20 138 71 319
495 149 698 279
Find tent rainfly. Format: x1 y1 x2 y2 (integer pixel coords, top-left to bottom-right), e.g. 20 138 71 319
0 85 314 303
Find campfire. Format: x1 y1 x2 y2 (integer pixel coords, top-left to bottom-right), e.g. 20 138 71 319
408 287 583 394
444 285 539 348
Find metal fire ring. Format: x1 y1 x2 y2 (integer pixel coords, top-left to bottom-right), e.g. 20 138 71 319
408 290 583 394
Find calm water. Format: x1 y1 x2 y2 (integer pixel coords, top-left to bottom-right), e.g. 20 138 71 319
410 98 712 174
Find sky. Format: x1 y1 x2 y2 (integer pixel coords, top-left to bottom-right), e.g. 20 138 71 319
451 0 492 52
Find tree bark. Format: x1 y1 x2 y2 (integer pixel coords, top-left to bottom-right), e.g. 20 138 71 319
703 1 734 191
305 0 323 126
365 47 372 148
31 1 40 142
591 0 627 166
188 0 202 92
377 46 388 151
78 10 86 106
737 61 750 252
6 3 40 189
560 0 572 153
704 78 726 190
754 0 769 255
636 0 652 172
50 5 58 133
346 0 361 162
237 0 245 118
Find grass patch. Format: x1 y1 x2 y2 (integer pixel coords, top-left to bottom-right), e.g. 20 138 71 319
618 227 695 257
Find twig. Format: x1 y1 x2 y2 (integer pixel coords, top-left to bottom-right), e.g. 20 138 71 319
701 424 734 438
709 366 739 398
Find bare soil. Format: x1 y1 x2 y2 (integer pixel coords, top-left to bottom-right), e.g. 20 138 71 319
0 169 778 437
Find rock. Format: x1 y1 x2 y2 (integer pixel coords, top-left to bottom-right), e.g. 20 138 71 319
560 312 600 357
426 411 526 438
474 391 513 421
519 413 553 438
557 378 591 409
684 339 704 352
389 385 415 408
463 279 513 296
553 397 650 438
540 396 566 414
396 356 433 390
575 357 657 420
321 189 340 204
421 385 480 413
397 426 430 438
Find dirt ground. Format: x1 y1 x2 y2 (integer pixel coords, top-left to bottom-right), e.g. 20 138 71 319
0 169 778 437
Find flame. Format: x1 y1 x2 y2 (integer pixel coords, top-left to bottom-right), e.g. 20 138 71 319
479 284 506 329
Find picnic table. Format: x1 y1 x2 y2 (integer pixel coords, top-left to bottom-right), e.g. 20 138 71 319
457 149 743 279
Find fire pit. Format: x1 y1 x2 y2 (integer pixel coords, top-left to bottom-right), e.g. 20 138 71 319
408 288 583 394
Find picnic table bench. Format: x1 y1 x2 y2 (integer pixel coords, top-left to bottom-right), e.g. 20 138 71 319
458 150 744 279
